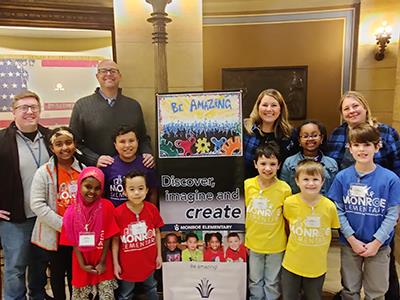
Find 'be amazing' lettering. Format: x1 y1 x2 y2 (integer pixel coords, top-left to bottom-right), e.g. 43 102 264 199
170 98 232 113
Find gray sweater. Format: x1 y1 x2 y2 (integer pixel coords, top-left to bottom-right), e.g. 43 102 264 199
69 88 152 166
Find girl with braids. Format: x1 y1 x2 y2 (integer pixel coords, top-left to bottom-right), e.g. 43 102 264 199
243 89 298 179
30 126 84 299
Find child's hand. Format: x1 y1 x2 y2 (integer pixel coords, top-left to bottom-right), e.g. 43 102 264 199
114 262 122 280
347 236 366 255
156 255 162 269
360 239 382 257
143 153 155 168
95 262 106 275
82 264 98 274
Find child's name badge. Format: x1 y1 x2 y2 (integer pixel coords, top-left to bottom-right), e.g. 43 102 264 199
129 221 147 235
252 198 268 210
69 182 77 193
349 183 368 197
79 232 95 247
305 216 321 228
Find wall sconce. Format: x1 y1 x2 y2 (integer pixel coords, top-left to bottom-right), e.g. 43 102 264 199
374 21 392 61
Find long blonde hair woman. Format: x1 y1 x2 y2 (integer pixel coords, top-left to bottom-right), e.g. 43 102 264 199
326 90 400 173
243 89 297 178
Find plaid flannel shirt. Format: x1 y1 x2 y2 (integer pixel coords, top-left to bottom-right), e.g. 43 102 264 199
326 122 400 176
243 125 298 179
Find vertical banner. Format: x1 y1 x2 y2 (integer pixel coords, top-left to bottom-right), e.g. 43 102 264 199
157 91 246 298
157 91 244 231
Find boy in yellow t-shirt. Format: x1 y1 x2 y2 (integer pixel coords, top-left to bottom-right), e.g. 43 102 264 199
282 160 340 300
245 143 292 300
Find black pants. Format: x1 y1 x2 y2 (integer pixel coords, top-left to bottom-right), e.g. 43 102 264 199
49 245 73 300
385 238 399 300
281 267 325 300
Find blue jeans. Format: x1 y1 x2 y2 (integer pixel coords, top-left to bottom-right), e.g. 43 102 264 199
0 218 49 300
117 272 158 300
248 250 284 300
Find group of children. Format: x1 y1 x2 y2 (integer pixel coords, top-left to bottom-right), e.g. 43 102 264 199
31 126 163 300
162 231 247 263
245 121 400 300
30 119 400 300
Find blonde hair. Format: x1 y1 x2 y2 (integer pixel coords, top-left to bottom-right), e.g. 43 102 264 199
244 89 291 138
339 91 376 126
295 159 325 180
12 90 40 109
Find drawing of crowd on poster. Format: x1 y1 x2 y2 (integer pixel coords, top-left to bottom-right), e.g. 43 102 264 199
157 91 247 271
158 91 242 158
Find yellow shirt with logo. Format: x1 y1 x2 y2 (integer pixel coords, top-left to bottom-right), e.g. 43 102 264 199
282 194 340 278
244 176 291 254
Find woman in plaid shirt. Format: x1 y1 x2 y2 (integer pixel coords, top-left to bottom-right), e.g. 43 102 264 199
243 89 298 179
326 90 400 300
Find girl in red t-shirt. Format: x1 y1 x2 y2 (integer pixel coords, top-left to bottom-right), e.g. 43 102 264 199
203 232 225 262
60 167 119 299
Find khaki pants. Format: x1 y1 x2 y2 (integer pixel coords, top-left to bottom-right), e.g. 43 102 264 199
340 245 390 300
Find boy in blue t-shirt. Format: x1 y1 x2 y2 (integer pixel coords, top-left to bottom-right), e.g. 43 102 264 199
102 126 158 206
328 123 400 300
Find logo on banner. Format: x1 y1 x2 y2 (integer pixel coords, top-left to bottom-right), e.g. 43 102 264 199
196 278 214 298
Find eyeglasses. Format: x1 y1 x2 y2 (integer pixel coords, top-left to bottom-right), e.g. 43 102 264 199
98 68 119 75
300 134 321 140
15 104 40 113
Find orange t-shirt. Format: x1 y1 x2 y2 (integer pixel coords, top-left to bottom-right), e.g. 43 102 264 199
56 165 80 216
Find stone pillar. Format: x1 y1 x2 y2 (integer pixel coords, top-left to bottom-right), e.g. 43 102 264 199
146 0 172 93
113 0 203 150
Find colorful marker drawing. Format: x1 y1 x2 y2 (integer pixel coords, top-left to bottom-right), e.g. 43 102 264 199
157 91 242 158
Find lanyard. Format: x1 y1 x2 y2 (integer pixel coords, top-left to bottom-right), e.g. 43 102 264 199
17 131 42 168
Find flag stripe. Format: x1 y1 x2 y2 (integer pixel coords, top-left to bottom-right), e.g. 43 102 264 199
0 117 70 128
41 60 98 67
44 102 74 111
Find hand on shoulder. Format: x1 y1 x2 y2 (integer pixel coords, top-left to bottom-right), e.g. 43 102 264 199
143 153 155 168
96 155 114 168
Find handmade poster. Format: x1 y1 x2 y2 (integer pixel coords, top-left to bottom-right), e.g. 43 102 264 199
158 91 242 158
0 56 102 128
163 262 246 300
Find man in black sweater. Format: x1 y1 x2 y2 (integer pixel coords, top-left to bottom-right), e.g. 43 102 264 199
0 91 51 299
69 59 154 167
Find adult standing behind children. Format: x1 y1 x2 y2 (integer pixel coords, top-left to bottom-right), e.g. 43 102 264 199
243 89 298 179
326 91 400 299
0 91 51 300
69 59 154 168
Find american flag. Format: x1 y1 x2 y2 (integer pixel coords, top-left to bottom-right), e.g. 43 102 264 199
0 59 34 112
0 57 103 128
